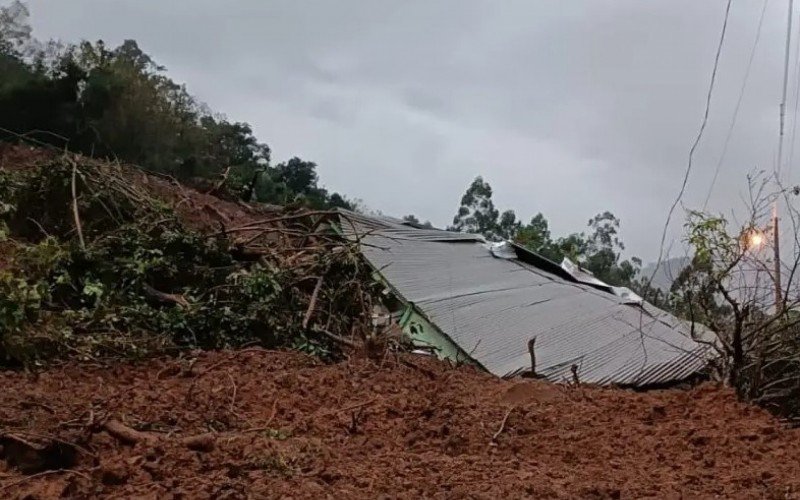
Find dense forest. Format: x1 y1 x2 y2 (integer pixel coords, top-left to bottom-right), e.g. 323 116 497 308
0 2 355 210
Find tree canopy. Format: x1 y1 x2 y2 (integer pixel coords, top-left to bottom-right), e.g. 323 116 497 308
0 2 351 210
449 176 520 240
450 176 644 288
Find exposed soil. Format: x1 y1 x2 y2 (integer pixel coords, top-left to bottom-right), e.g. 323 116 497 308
0 143 55 172
1 350 799 499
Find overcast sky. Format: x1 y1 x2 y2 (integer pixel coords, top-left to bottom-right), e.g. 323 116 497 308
20 0 799 261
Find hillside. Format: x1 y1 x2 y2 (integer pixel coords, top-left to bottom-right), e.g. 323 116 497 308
641 256 692 291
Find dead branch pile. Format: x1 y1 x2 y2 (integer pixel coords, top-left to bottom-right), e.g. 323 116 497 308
0 152 385 365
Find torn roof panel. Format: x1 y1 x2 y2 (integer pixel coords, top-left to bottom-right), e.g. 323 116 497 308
341 210 714 386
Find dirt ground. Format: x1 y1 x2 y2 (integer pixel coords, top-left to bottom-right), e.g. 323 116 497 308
1 350 799 499
3 143 800 498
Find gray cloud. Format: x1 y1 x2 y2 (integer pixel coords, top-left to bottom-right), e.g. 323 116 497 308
22 0 796 260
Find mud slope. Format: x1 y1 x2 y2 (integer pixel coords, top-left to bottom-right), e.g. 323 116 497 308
1 350 798 499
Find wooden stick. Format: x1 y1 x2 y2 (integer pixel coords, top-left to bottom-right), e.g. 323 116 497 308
103 420 216 451
103 420 157 445
205 166 231 195
303 276 324 329
142 283 190 308
491 407 515 444
70 160 85 250
570 364 580 386
318 329 357 348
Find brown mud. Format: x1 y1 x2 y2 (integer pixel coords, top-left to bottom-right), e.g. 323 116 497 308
1 349 799 499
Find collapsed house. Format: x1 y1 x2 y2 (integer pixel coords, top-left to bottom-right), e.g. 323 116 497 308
339 210 716 386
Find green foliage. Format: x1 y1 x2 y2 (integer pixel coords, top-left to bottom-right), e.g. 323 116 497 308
0 158 373 366
450 176 518 240
0 11 349 212
516 210 641 287
450 177 642 287
402 214 434 229
686 211 740 272
675 208 800 419
0 1 31 57
515 213 551 254
0 271 47 335
665 256 730 329
250 157 354 210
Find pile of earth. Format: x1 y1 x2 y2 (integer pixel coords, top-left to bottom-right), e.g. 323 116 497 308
1 349 798 499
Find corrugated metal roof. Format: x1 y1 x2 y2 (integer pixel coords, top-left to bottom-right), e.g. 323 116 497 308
340 211 714 386
338 211 483 243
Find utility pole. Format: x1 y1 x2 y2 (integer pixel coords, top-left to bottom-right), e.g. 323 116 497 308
773 204 783 313
774 0 793 314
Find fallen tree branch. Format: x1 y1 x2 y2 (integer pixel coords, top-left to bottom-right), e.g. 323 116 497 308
317 328 357 348
220 210 339 235
303 276 324 329
102 420 214 451
103 420 157 445
141 284 190 309
337 398 377 414
70 159 85 250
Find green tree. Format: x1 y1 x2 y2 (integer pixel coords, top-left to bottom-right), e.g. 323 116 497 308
450 176 519 240
515 213 551 253
0 1 31 56
666 256 730 327
274 157 318 194
582 211 641 286
0 16 353 211
497 209 521 240
326 192 356 211
514 211 642 287
402 214 434 228
450 176 500 238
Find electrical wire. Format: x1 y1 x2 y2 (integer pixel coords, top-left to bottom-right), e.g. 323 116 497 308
777 0 796 180
649 0 733 289
788 6 800 184
703 0 769 210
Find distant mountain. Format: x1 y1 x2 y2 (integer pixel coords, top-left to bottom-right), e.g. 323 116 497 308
641 256 692 291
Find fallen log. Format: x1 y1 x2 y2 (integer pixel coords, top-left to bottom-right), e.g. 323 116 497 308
102 421 215 452
103 421 157 446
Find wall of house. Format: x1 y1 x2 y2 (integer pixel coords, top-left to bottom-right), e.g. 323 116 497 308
399 306 475 365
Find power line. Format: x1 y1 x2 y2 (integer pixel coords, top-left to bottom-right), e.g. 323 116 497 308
649 0 733 290
777 0 795 180
703 0 769 210
788 5 800 183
